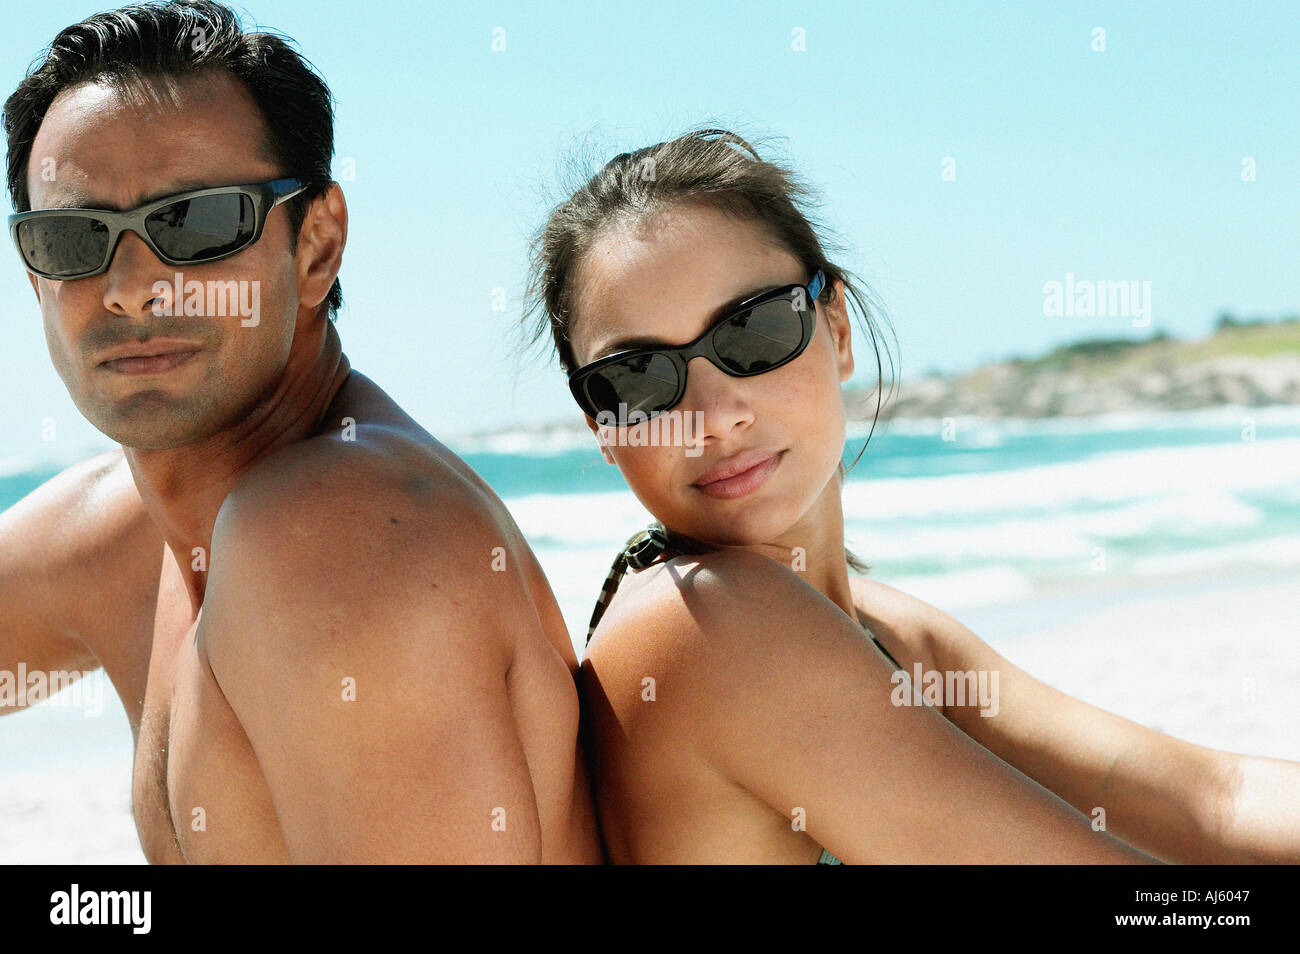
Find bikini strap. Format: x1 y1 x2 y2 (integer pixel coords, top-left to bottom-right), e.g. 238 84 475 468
584 522 713 645
584 523 905 673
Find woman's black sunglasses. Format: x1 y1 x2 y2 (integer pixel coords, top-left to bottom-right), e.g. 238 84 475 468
7 177 308 280
569 270 826 420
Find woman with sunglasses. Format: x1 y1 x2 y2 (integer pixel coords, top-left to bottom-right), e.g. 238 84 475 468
523 128 1300 864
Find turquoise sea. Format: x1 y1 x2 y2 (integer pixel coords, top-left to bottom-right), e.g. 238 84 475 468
4 403 1300 645
452 404 1300 637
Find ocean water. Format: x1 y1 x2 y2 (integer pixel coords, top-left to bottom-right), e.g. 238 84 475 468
454 404 1300 633
3 403 1299 644
2 403 1298 862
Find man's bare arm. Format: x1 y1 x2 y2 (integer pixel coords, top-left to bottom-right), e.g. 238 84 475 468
0 452 128 712
199 449 546 862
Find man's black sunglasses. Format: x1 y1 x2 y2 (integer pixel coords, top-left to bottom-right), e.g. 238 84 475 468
569 271 826 420
8 177 308 280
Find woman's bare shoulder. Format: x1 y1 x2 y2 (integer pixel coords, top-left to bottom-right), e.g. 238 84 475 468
581 556 1157 864
588 554 941 668
582 549 883 728
591 548 819 645
847 575 942 672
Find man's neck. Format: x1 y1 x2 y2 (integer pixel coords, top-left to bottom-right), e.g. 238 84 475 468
123 320 351 614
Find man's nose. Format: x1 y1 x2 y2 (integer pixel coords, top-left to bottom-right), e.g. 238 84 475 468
101 230 171 318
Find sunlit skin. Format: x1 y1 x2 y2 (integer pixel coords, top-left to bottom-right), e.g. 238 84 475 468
570 200 1299 864
25 74 345 595
573 202 860 619
32 77 316 456
2 69 602 863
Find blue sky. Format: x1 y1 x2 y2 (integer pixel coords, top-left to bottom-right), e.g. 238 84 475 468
1 0 1296 458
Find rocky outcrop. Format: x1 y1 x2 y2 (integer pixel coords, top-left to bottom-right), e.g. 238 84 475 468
846 325 1300 421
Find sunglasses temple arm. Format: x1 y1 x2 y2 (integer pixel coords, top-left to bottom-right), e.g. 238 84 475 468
269 177 310 206
807 270 826 302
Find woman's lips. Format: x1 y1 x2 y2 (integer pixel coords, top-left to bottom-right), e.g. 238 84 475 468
693 450 784 500
100 350 200 375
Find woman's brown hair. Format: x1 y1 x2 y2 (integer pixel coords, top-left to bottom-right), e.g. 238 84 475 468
523 126 898 572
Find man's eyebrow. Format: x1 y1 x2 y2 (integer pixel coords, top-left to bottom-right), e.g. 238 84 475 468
590 281 784 360
37 179 228 212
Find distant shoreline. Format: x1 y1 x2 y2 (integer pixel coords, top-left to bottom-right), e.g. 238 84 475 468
852 316 1300 422
459 317 1300 444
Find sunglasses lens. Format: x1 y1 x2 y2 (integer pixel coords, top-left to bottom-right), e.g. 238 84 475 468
145 192 255 261
582 352 680 417
712 295 806 374
16 216 111 277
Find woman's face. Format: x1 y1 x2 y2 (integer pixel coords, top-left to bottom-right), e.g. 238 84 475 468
569 201 856 549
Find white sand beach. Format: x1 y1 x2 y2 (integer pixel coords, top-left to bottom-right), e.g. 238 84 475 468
960 566 1300 764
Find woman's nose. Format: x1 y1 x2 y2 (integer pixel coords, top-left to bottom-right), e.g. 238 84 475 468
681 354 756 440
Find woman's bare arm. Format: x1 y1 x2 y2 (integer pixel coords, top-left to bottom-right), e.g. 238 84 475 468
872 578 1300 863
602 551 1159 864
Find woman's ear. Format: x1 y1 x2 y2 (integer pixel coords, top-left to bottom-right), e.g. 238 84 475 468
824 279 855 383
584 414 617 464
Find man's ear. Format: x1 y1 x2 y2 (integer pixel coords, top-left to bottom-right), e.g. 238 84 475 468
295 181 347 318
824 278 854 383
584 414 617 465
27 271 40 304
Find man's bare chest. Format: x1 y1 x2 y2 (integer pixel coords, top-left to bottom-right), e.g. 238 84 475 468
127 562 288 864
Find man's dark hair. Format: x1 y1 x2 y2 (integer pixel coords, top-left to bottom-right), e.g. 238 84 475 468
3 0 342 320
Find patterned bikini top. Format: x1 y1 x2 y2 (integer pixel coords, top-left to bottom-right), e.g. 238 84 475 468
584 522 710 645
583 522 904 673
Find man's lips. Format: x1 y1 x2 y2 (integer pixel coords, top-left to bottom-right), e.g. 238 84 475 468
100 351 200 374
692 449 785 500
97 340 202 375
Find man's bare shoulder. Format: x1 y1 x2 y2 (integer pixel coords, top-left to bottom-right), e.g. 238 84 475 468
0 449 162 648
216 415 515 576
197 421 548 862
8 448 154 553
204 417 524 677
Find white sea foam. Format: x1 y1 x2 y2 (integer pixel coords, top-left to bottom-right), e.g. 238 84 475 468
0 454 44 479
862 402 1300 439
509 442 1291 555
452 427 595 456
881 566 1036 610
503 490 654 547
846 489 1264 565
840 437 1300 521
1126 537 1300 577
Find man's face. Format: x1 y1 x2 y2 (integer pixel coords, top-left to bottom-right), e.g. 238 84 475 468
25 70 304 450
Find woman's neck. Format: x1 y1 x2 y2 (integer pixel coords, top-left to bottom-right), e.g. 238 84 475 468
736 475 859 621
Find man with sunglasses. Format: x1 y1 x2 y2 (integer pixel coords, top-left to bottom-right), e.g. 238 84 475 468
0 0 602 863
